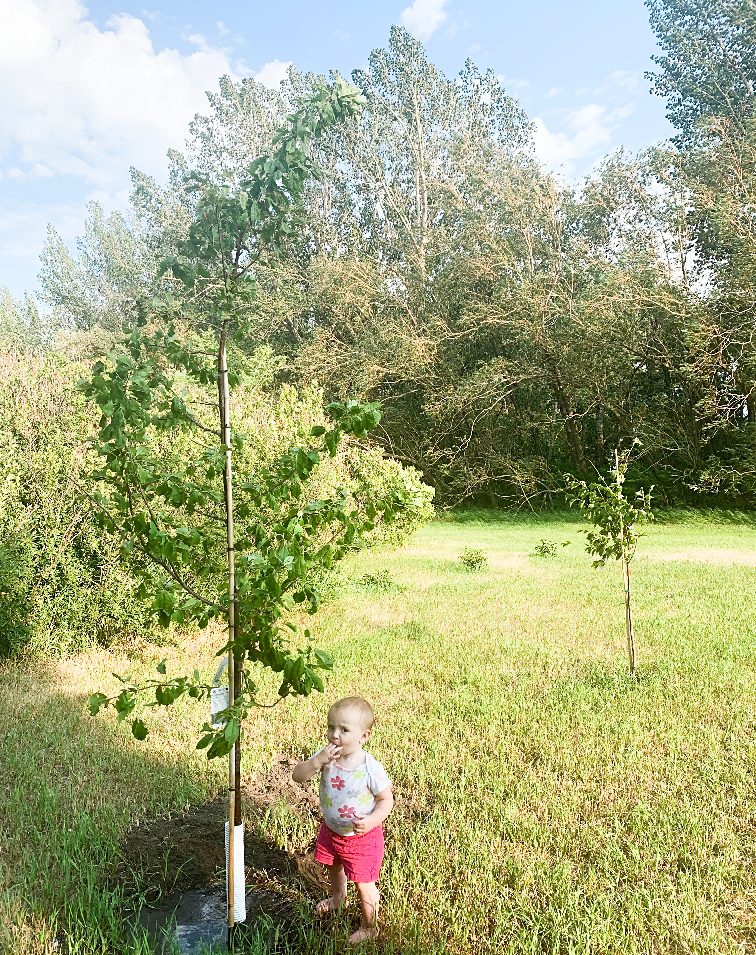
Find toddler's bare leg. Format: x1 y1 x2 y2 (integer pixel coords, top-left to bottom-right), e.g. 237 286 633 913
349 881 379 944
315 861 348 915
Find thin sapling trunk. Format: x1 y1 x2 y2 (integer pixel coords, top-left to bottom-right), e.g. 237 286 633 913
623 558 636 676
615 450 637 677
219 329 242 932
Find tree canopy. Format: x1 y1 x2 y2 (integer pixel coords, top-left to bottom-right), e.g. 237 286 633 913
20 19 756 510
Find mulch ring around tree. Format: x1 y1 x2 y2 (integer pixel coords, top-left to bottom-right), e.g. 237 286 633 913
118 756 328 953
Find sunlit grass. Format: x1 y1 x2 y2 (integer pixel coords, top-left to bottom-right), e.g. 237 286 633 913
0 512 754 954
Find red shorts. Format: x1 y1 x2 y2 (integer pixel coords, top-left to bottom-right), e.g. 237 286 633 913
314 822 384 883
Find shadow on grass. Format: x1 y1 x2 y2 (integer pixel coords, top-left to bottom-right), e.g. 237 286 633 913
546 658 680 706
441 506 585 526
0 664 395 955
651 506 756 526
444 504 756 527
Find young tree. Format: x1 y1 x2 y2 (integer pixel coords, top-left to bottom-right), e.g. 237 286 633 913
81 77 424 936
566 446 654 676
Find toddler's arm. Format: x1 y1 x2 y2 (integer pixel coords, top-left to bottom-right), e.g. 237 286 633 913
292 743 341 784
352 786 394 835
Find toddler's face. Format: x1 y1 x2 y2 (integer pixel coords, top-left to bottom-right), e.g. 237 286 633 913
326 706 370 756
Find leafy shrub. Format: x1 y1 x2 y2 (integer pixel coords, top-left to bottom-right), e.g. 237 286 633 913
0 352 150 657
458 547 487 571
532 539 570 558
233 352 434 547
0 343 433 658
359 569 405 592
0 483 33 654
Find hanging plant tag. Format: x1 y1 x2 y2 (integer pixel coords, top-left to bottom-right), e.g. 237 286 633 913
210 686 229 728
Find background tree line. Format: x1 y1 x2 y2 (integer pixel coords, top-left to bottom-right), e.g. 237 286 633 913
13 1 752 508
0 0 753 653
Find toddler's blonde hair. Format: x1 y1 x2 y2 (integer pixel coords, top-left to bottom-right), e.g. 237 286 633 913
329 696 374 730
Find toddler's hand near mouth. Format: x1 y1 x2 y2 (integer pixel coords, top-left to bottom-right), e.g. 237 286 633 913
314 743 342 768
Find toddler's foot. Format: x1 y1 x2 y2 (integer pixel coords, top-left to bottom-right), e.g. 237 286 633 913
349 926 379 945
314 894 347 916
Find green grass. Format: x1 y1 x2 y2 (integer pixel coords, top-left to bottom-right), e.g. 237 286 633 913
1 512 754 954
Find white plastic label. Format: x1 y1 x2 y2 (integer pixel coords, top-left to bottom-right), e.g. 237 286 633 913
210 686 229 729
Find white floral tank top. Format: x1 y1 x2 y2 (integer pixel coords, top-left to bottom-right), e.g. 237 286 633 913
316 751 391 836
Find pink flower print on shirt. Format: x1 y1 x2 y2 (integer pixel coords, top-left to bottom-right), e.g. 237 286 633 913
338 804 357 819
330 775 346 791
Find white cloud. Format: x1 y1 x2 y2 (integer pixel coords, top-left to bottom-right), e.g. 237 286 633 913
0 0 245 188
590 70 642 98
532 104 614 177
1 163 54 182
0 0 256 296
545 86 562 99
612 103 636 121
254 59 292 88
497 73 530 93
605 69 640 93
400 0 449 42
185 32 210 49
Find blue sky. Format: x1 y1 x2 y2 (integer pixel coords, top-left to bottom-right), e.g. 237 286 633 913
0 0 673 301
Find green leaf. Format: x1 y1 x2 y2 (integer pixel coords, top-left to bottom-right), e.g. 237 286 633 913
207 737 234 759
114 690 136 720
156 660 167 675
292 656 305 681
224 717 240 745
314 649 334 669
88 692 108 716
131 719 149 741
155 683 184 706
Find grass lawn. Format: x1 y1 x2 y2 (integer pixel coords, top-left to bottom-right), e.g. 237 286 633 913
0 512 754 954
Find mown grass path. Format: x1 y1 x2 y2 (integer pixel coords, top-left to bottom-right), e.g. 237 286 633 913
1 513 754 954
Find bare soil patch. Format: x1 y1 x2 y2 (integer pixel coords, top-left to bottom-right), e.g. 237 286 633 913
119 757 327 951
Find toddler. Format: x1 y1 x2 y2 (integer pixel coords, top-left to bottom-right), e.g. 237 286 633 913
292 696 393 945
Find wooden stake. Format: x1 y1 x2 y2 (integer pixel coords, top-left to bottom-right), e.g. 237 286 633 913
615 450 636 677
623 558 636 676
219 331 239 938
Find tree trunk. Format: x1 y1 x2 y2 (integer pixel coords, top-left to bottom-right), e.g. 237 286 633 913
615 450 636 677
548 358 587 475
233 667 242 828
623 558 636 676
219 330 242 933
595 401 605 457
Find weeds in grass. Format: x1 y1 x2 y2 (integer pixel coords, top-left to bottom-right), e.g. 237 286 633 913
532 539 570 557
359 569 406 593
458 547 487 570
